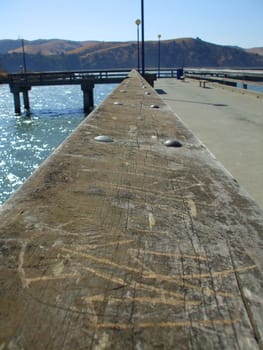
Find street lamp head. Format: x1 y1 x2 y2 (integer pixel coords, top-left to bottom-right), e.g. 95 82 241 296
135 19 141 26
158 34 161 39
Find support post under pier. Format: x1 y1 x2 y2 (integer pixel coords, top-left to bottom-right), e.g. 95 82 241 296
13 92 21 115
81 82 94 114
9 84 31 115
22 89 30 110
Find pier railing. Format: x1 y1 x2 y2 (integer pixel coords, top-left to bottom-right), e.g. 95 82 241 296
7 69 132 86
183 68 263 89
183 68 263 81
5 68 185 86
4 67 263 85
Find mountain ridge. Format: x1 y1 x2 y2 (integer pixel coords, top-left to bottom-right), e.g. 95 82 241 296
1 37 262 72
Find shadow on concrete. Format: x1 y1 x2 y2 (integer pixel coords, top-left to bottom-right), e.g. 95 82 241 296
155 89 167 95
213 103 228 107
163 97 228 107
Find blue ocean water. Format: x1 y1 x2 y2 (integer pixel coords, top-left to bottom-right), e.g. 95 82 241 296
0 84 116 205
236 82 263 93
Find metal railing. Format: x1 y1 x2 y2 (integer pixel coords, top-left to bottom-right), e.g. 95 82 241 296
183 68 263 82
7 69 133 86
5 67 263 87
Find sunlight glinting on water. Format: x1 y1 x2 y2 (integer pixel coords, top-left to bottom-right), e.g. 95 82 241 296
0 84 116 205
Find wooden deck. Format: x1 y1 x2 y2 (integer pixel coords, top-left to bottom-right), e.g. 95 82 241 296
0 70 263 349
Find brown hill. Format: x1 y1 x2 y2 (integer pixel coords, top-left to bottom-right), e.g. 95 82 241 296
1 38 263 72
9 39 95 55
245 47 263 56
67 42 130 56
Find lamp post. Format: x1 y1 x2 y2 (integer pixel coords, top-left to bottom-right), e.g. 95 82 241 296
141 0 145 75
135 19 141 72
157 34 161 78
21 38 27 73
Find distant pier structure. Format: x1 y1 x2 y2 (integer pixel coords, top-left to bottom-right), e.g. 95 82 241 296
7 69 157 114
7 70 129 114
6 68 263 114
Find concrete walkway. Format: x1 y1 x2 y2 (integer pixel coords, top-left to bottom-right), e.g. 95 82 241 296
155 79 263 209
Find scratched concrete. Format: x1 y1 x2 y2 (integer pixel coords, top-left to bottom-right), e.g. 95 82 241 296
0 71 263 349
155 78 263 209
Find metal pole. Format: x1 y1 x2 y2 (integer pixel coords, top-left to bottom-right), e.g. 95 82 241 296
137 23 140 72
141 0 145 75
21 39 27 73
158 34 161 78
135 19 141 72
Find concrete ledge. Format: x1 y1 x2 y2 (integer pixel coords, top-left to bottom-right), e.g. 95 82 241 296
1 70 263 349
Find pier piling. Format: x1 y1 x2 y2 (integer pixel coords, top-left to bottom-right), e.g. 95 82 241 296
10 84 31 114
22 88 30 110
13 90 21 114
81 81 94 113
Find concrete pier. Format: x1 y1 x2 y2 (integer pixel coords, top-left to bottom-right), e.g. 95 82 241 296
155 78 263 209
0 71 263 349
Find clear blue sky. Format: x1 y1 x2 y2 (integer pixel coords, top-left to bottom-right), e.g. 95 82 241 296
1 0 262 48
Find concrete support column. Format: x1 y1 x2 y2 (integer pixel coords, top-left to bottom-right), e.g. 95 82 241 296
81 82 94 114
13 92 21 115
10 84 31 115
22 89 30 110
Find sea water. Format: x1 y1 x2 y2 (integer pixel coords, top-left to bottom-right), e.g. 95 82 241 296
236 82 263 93
0 84 116 205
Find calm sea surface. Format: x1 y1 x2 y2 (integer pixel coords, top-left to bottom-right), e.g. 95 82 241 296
0 84 116 205
236 82 263 93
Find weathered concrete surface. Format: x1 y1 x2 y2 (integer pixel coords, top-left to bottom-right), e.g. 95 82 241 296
1 71 263 349
155 78 263 209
